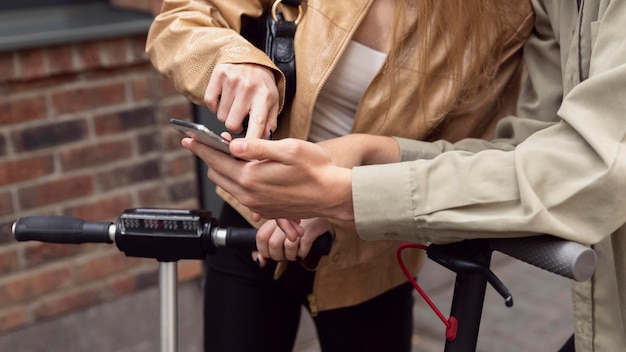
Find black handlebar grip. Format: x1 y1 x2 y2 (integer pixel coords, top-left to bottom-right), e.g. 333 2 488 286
309 231 333 256
489 235 596 282
220 227 333 256
12 216 113 244
220 227 258 250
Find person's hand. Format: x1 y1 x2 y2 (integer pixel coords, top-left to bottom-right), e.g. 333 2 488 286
274 218 304 242
204 63 279 139
181 137 354 222
252 218 333 267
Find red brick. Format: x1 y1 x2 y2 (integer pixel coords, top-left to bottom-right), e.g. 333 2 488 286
97 158 161 191
90 81 129 106
0 53 17 82
106 274 137 297
168 179 199 202
60 140 133 171
159 77 184 98
76 250 130 283
0 306 30 333
111 0 151 12
102 38 130 67
137 184 168 206
0 248 19 275
167 125 190 151
0 155 54 187
52 82 127 114
23 243 82 269
93 105 156 136
131 75 154 102
34 286 101 319
0 94 48 125
76 41 102 70
137 131 160 154
0 7 206 330
64 194 133 222
12 119 88 152
18 175 95 210
0 221 14 244
167 154 196 177
126 35 150 63
47 45 76 75
0 134 5 157
0 191 14 217
17 48 47 79
4 72 79 93
92 112 120 134
163 100 193 122
0 265 72 307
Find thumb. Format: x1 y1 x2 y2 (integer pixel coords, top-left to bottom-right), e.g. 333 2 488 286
229 138 293 162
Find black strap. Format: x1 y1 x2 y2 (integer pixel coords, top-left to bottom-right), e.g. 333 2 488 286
268 12 297 103
240 1 301 105
282 0 302 7
267 0 301 104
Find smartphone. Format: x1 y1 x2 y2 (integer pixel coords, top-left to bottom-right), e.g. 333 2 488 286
170 118 231 155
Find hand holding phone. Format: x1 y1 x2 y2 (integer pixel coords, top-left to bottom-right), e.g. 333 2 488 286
170 118 231 155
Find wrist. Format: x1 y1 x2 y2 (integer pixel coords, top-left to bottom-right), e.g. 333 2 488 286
325 167 355 222
360 135 400 165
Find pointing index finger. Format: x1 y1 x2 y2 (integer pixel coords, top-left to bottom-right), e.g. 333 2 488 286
244 114 266 139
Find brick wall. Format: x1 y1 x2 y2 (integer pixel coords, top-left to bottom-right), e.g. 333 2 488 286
111 0 164 14
0 0 204 333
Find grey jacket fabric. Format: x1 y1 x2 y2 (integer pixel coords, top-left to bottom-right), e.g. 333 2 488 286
352 0 626 350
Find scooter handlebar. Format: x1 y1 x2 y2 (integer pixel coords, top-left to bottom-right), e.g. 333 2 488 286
213 227 333 256
12 213 333 260
12 216 114 244
489 235 596 282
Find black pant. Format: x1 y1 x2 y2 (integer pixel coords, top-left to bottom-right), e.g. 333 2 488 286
558 334 575 352
203 203 414 352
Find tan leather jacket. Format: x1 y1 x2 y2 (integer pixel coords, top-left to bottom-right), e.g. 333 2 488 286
146 0 534 312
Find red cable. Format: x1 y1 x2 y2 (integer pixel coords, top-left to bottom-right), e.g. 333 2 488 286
396 243 458 340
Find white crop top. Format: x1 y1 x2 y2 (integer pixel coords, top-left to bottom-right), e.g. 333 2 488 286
308 40 387 142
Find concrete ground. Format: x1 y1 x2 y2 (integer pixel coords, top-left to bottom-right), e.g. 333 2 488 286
0 251 573 352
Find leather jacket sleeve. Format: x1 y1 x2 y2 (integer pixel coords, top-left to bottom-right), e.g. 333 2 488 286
145 0 286 108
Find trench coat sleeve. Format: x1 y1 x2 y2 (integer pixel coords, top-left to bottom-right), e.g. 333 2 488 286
353 0 626 246
145 0 285 108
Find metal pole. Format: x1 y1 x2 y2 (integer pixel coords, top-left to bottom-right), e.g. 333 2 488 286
443 251 492 352
160 261 178 352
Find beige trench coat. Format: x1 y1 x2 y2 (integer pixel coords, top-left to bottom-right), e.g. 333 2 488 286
353 0 626 350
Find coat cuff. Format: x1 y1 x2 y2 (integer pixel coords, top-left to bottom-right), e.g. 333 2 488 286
352 162 420 242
